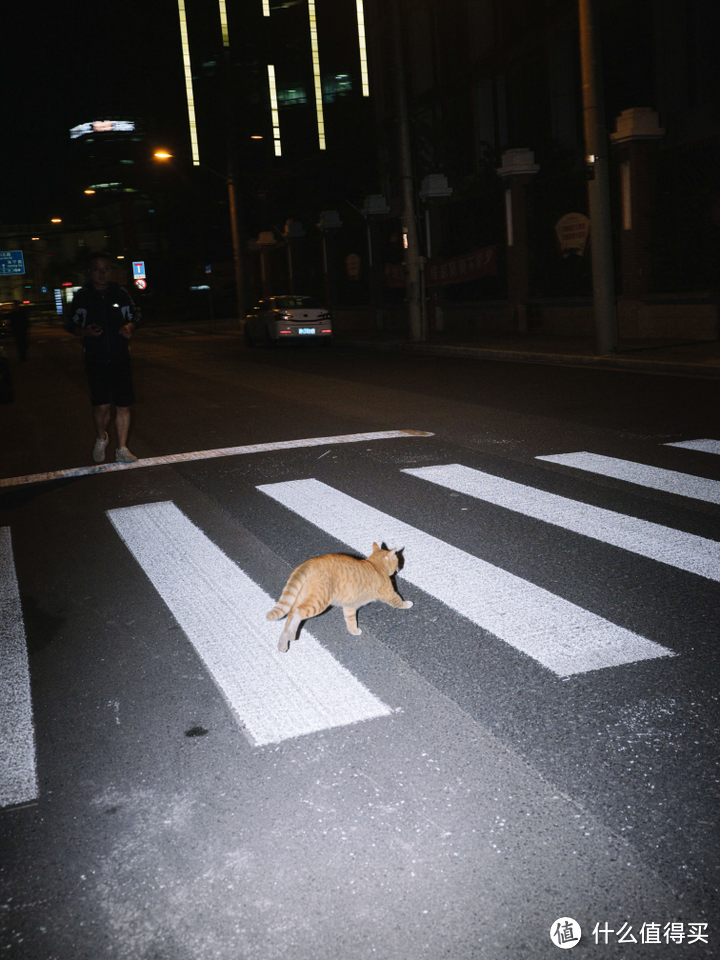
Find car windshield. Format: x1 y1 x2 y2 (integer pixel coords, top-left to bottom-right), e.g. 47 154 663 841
272 297 323 310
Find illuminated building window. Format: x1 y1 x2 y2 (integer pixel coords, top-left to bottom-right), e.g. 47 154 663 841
177 0 200 164
322 74 352 103
356 0 369 96
278 82 307 106
218 0 229 46
262 0 270 15
267 65 282 156
307 0 326 149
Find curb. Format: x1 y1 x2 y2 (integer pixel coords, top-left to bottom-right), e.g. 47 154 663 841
335 339 720 380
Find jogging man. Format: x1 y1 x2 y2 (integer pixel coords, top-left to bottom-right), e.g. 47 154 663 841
65 252 141 463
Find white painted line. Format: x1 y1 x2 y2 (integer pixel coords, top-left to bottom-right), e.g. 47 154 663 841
0 430 432 490
404 463 720 582
257 479 673 678
107 501 391 746
665 439 720 456
0 528 38 808
536 452 720 505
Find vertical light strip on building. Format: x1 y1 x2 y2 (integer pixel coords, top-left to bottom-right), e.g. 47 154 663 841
356 0 369 96
267 65 282 156
218 0 229 46
177 0 200 164
262 0 270 16
307 0 327 149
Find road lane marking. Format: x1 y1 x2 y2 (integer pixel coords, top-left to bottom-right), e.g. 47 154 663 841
0 430 433 490
257 479 674 678
536 452 720 505
665 439 720 455
107 501 391 746
0 528 38 808
403 463 720 582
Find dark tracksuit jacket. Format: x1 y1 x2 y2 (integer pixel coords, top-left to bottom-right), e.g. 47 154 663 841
65 283 141 362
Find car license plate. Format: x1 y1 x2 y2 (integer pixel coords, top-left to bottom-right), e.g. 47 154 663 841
298 328 315 335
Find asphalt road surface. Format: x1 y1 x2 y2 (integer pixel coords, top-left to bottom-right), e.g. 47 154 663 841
1 323 719 960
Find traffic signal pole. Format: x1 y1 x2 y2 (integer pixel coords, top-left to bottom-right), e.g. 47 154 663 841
391 0 424 342
579 0 618 354
219 3 246 322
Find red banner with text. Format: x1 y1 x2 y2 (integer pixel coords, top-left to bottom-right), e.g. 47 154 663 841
385 246 497 287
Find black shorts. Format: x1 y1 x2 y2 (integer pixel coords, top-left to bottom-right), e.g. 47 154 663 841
85 359 135 407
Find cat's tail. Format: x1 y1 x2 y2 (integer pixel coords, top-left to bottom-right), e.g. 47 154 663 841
266 567 305 620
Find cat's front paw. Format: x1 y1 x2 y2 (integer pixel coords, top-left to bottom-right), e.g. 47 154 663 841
403 600 413 608
278 637 290 652
349 627 362 636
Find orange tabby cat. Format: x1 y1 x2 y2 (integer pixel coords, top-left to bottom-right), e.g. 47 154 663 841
267 543 413 652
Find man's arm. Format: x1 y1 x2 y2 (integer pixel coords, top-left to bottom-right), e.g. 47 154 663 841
62 294 85 335
119 287 142 330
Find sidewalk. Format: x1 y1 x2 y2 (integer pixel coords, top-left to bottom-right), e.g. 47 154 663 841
334 331 720 379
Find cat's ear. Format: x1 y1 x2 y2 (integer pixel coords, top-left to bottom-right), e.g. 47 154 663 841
388 548 397 557
372 542 380 552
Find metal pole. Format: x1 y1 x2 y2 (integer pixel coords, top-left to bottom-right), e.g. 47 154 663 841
579 0 618 354
287 242 295 294
219 11 245 323
322 234 331 306
391 0 423 341
226 166 245 320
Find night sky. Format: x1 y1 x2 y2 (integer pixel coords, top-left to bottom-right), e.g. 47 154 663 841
1 0 190 224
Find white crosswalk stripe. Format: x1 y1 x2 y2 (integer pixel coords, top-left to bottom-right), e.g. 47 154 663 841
107 501 392 746
0 528 38 809
257 479 674 678
403 463 720 582
536 451 720 504
664 439 720 455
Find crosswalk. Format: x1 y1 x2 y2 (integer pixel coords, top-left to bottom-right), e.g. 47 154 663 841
258 478 673 677
537 451 720 504
107 501 391 747
403 463 720 582
664 438 720 455
2 437 718 807
0 528 37 808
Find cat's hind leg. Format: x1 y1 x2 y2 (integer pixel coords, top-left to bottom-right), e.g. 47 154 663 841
343 607 362 635
278 611 302 652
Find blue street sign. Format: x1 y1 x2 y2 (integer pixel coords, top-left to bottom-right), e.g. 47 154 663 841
132 261 146 279
0 251 25 275
41 286 48 293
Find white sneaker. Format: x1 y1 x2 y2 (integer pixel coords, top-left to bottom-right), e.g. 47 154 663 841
93 432 109 463
115 446 138 464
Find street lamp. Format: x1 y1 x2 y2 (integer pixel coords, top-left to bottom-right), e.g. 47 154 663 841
153 149 244 319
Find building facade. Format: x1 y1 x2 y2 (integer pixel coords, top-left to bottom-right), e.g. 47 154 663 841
361 0 720 339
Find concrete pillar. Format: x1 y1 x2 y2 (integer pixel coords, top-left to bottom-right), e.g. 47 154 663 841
497 148 539 332
610 108 665 299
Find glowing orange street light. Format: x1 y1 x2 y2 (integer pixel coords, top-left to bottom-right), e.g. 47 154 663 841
51 218 62 223
154 150 173 160
84 189 96 195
